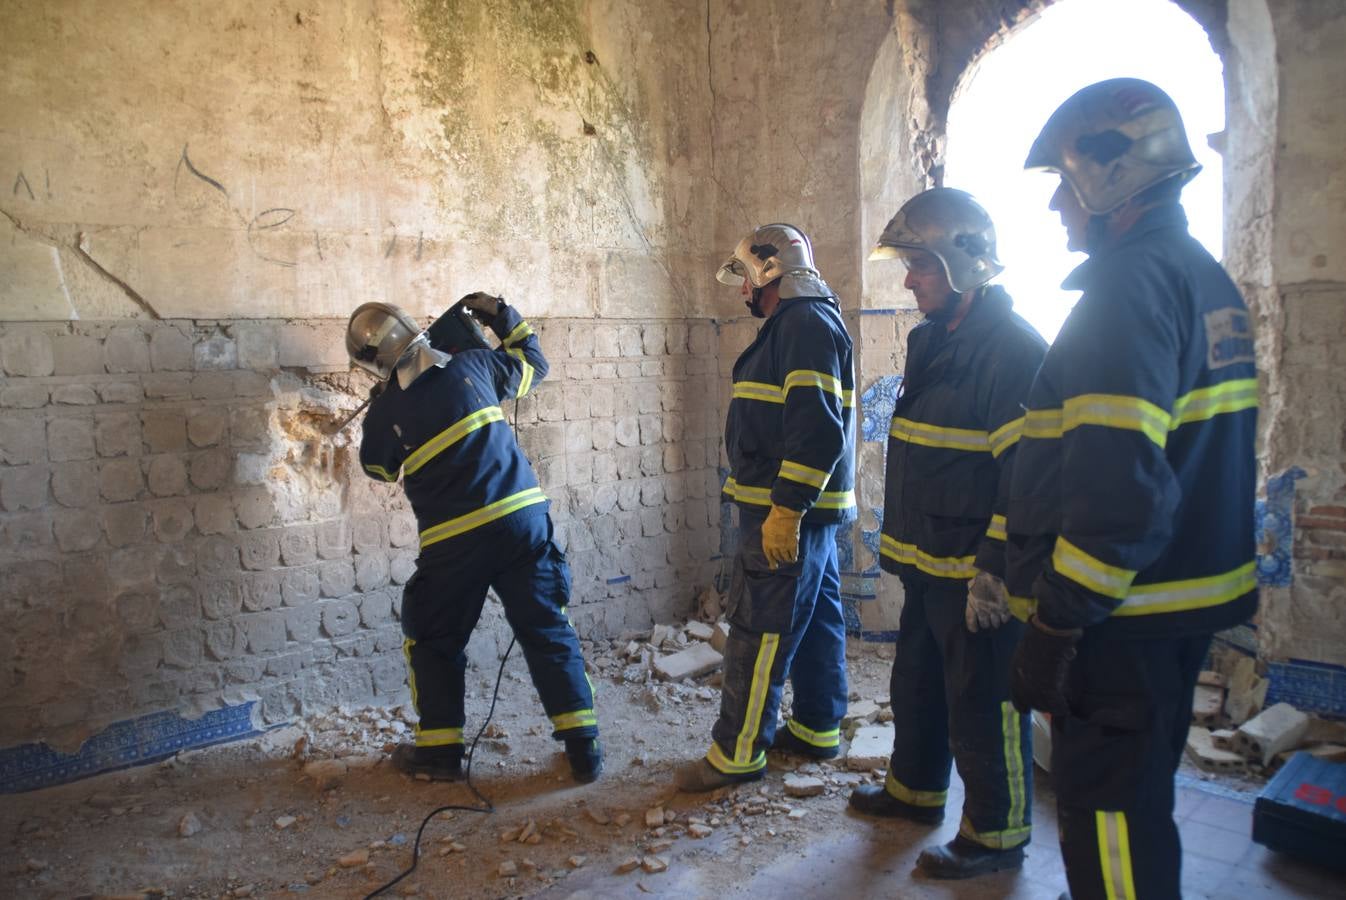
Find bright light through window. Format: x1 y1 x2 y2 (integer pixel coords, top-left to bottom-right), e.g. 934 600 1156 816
945 0 1224 342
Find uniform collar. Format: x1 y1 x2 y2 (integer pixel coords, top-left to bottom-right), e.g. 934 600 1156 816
1063 203 1189 290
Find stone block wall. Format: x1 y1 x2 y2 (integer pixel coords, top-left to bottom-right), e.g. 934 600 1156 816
0 315 725 750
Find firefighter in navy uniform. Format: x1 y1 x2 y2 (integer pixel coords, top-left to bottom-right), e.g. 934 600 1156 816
1009 79 1259 899
348 293 602 784
847 189 1048 878
674 223 856 792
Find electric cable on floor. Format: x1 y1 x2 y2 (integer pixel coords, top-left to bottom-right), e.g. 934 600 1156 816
364 636 516 899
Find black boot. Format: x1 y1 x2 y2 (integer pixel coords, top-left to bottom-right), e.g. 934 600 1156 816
771 725 840 760
390 743 463 781
848 784 944 824
673 758 765 792
565 737 603 783
916 835 1025 879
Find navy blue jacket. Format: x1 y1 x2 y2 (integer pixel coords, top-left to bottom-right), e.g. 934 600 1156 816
723 296 857 525
881 286 1047 583
1006 204 1259 636
359 305 547 555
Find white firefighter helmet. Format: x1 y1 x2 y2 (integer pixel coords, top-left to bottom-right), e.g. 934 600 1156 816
1025 77 1200 215
715 223 834 300
869 188 1004 293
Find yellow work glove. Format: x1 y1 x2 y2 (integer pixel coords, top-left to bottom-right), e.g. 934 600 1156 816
761 504 804 569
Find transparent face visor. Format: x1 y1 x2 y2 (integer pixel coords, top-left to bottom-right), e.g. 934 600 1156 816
869 245 943 277
715 257 747 287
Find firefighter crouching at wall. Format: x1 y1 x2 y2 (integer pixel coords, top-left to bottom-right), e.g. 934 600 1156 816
674 223 857 792
849 189 1048 878
347 293 602 784
1008 78 1259 899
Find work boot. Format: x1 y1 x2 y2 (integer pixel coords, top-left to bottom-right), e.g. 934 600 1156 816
673 759 764 793
848 784 944 824
916 835 1025 879
565 737 604 784
390 743 463 781
771 725 840 760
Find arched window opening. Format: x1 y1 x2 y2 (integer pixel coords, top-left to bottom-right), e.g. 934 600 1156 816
945 0 1225 341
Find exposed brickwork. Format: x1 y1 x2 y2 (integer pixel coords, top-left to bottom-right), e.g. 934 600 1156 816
0 317 724 746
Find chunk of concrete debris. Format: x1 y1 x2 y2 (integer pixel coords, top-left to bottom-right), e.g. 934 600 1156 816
1306 744 1346 763
497 861 518 878
1223 656 1267 725
846 725 894 771
645 806 665 828
274 815 297 830
711 621 731 654
688 823 713 838
783 774 826 798
653 643 722 681
651 624 676 648
642 855 669 874
615 857 643 874
1211 729 1238 751
788 808 808 819
844 699 880 727
584 807 610 826
303 759 349 781
1198 670 1227 688
517 820 539 843
1236 702 1311 767
178 813 202 837
697 586 724 621
1185 726 1246 774
338 849 370 868
568 855 586 869
614 812 632 827
686 620 715 643
1191 684 1224 726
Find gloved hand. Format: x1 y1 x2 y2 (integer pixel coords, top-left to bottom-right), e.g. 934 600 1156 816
761 504 804 569
459 292 503 322
965 570 1011 632
1010 615 1082 717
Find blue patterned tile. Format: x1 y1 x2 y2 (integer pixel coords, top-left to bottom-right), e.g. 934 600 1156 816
859 375 902 443
1266 658 1346 718
1 702 260 794
1255 466 1303 587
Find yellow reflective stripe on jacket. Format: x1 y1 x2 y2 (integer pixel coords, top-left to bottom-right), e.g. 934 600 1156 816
365 463 398 482
783 369 843 399
1025 394 1171 448
506 348 536 397
403 406 505 476
880 534 978 579
550 708 598 731
1097 810 1138 900
1052 537 1137 600
890 417 991 453
786 718 841 748
989 415 1025 457
885 771 946 808
779 460 830 490
420 487 547 548
1170 378 1258 428
1116 561 1256 616
842 389 855 409
414 726 464 747
987 514 1007 542
732 381 785 404
502 320 534 348
724 477 854 510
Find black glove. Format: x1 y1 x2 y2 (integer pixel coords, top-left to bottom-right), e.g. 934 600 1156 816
459 292 503 323
1010 615 1081 717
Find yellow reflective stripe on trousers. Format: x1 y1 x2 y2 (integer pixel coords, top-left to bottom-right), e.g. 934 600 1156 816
365 463 399 482
729 633 780 768
403 406 506 476
987 514 1007 542
503 321 534 348
783 369 843 399
880 534 978 579
885 771 946 808
989 415 1025 457
1053 537 1137 600
1097 810 1137 900
956 702 1029 849
1025 394 1171 448
1170 378 1258 428
420 487 548 548
724 477 854 511
732 381 785 404
403 638 420 713
550 708 597 731
1115 561 1256 616
707 744 766 774
778 460 830 490
415 726 464 747
786 718 841 748
890 417 991 452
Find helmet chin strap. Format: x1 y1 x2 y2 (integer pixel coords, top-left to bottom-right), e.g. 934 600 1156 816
745 286 767 319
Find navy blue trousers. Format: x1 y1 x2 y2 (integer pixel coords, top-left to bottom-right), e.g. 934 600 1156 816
706 512 848 774
399 511 596 747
